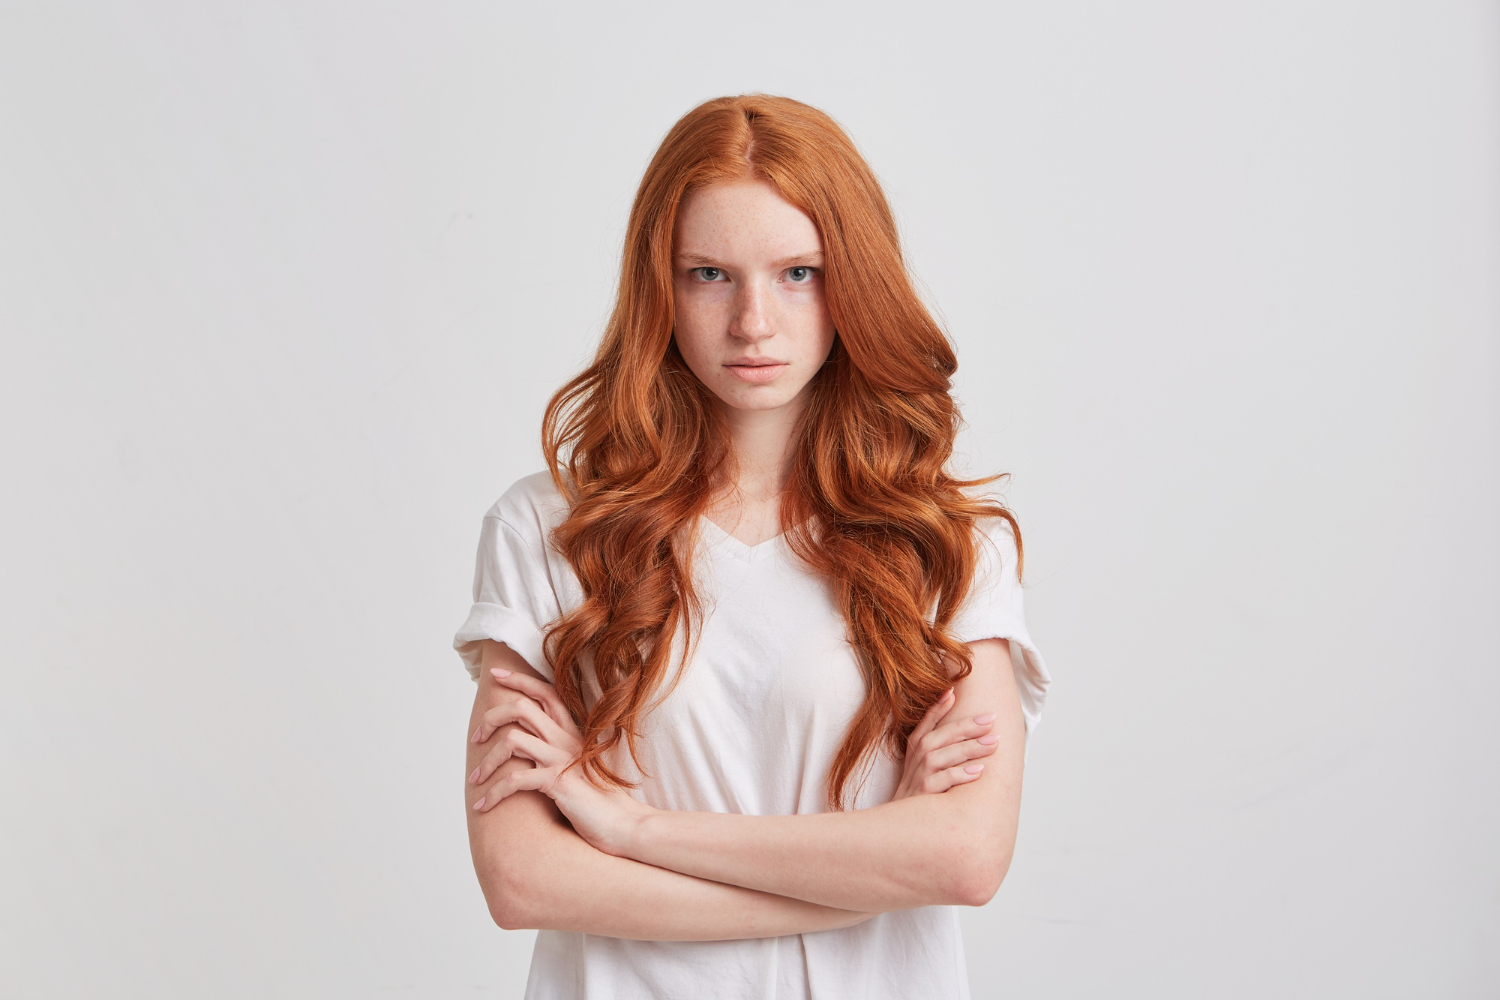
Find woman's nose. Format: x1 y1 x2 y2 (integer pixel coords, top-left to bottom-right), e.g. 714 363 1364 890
729 281 774 343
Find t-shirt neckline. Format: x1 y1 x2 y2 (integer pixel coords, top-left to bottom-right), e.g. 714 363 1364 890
697 514 787 563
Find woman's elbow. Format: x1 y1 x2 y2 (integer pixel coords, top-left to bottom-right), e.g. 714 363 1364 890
491 901 535 932
952 854 1011 907
942 831 1014 907
485 867 543 931
471 796 570 931
476 836 555 931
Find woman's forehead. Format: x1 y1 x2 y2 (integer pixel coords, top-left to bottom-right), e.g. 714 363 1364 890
675 179 822 263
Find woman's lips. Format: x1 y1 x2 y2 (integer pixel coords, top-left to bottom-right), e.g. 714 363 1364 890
725 363 788 384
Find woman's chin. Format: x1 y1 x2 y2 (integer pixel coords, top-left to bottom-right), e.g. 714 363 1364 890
711 384 810 416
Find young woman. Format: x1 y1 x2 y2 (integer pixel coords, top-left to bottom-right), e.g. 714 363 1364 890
453 95 1049 999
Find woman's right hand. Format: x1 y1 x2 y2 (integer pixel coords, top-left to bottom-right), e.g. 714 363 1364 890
470 668 655 858
891 688 1000 800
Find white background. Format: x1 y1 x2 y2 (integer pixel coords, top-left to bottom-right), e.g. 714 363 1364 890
2 2 1497 997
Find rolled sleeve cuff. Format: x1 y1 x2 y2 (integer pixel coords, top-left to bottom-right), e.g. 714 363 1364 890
453 601 553 681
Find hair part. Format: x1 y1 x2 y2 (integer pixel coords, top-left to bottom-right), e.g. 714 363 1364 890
541 94 1019 809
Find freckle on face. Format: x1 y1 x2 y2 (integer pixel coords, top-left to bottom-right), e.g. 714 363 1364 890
671 179 836 415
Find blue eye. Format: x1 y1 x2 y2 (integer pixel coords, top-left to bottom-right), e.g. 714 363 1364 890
694 267 724 281
787 266 814 283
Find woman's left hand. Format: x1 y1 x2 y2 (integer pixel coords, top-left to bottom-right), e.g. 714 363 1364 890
469 667 650 857
891 687 1001 800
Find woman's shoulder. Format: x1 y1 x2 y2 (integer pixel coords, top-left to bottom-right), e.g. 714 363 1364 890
483 470 572 540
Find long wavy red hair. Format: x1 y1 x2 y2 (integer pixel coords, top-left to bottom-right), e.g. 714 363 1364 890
541 94 1019 809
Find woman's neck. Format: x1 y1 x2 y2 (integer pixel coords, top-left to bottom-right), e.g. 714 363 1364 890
706 398 804 545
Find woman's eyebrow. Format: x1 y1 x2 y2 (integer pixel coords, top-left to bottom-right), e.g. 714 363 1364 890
673 251 825 267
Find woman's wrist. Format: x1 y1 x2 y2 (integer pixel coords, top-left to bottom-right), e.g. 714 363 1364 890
600 794 658 860
612 804 692 874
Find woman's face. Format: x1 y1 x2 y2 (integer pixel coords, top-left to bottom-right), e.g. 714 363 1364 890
671 178 836 418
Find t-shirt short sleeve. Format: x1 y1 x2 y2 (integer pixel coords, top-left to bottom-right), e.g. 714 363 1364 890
950 515 1052 747
453 476 571 681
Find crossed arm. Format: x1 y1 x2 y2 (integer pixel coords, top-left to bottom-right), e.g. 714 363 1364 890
463 637 1025 940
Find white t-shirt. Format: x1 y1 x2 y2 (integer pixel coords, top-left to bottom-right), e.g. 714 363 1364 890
454 471 1050 1000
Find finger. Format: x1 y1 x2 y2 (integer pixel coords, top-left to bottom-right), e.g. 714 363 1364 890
489 668 570 722
471 729 542 785
906 688 955 753
954 762 986 783
470 726 571 781
496 727 573 770
920 712 997 754
916 720 986 761
469 734 523 784
492 669 581 736
470 713 581 783
920 761 986 796
476 695 578 749
919 736 1001 773
473 766 550 813
474 696 543 744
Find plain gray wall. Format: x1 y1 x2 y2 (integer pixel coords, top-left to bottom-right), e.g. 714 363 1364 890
2 2 1496 997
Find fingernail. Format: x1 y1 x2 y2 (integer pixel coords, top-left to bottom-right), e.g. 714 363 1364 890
965 764 985 774
472 797 486 810
974 714 995 725
471 726 482 743
469 767 481 783
978 734 999 745
943 688 955 700
491 668 511 679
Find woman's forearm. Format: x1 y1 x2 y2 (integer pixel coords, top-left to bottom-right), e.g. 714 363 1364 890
617 638 1027 913
473 790 873 940
466 642 873 941
468 638 1022 924
621 786 1016 913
